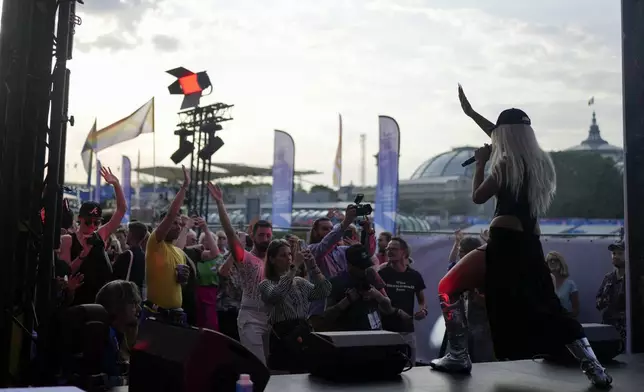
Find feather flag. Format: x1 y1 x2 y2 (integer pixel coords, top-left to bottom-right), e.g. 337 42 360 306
80 98 155 177
81 119 97 186
332 114 343 188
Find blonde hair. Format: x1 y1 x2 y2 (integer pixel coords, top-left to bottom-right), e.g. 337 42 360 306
546 251 570 278
490 124 556 217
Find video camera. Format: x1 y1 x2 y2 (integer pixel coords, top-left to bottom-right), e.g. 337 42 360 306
352 194 372 218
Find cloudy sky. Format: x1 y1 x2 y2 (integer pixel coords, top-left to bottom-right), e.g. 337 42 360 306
17 0 628 186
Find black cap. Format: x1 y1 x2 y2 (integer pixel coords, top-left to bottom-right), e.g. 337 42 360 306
489 108 531 132
79 201 102 218
608 240 625 251
345 244 373 270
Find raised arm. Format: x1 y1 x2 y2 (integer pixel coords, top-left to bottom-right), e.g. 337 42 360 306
208 183 245 262
448 229 463 263
197 217 220 260
301 250 332 300
259 267 298 304
472 145 499 204
97 167 127 241
154 166 190 242
459 84 495 136
309 205 358 260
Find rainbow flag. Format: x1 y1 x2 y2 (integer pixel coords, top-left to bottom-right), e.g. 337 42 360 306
332 113 342 188
81 119 97 186
80 98 155 177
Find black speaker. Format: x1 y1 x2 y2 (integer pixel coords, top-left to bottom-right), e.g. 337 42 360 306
548 323 624 363
129 318 270 392
306 330 410 381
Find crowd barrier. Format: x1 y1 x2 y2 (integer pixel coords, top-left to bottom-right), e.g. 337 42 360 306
401 235 618 364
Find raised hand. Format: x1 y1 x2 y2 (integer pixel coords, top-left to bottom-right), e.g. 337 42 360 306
67 274 85 292
458 83 474 117
454 228 464 243
480 229 490 243
100 167 119 185
474 144 492 164
181 165 191 188
301 248 315 268
207 182 223 202
343 205 358 225
180 215 195 229
193 216 208 229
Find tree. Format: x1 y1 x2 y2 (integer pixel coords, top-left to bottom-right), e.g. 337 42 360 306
547 151 623 219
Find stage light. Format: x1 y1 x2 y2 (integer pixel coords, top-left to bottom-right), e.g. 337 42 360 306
198 123 224 160
166 67 212 110
171 131 195 164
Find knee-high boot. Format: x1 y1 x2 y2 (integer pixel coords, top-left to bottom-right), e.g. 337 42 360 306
429 294 472 373
566 338 612 388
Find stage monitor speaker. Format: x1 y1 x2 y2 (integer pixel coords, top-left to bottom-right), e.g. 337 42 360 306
548 323 624 363
129 318 270 392
306 330 410 381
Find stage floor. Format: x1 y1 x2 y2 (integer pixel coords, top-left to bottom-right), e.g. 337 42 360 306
265 355 644 392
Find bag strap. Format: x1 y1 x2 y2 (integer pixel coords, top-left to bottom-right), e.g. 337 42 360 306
125 250 134 282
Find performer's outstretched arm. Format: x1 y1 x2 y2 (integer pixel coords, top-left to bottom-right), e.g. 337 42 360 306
458 84 495 136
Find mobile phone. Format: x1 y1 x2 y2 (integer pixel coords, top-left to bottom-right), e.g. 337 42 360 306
299 239 307 249
343 229 353 239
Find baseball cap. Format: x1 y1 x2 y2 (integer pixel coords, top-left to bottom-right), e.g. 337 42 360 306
345 244 373 270
489 108 531 132
608 240 625 251
79 201 102 218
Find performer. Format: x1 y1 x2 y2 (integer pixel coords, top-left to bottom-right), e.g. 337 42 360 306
429 85 612 388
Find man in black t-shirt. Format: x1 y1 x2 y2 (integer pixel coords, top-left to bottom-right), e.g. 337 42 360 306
322 245 385 331
378 237 427 365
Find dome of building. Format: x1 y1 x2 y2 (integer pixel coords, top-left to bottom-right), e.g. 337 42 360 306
409 147 477 180
566 111 623 161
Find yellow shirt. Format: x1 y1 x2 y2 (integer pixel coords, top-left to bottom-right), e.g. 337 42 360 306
145 230 185 309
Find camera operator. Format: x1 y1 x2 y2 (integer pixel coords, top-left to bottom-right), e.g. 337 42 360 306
318 244 407 331
67 167 127 305
307 202 376 323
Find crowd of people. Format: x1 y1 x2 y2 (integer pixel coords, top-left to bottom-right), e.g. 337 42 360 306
41 86 630 390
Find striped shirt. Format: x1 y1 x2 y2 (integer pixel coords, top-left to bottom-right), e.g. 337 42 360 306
259 268 331 324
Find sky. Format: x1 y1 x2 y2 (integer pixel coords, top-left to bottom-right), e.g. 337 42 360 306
2 0 626 187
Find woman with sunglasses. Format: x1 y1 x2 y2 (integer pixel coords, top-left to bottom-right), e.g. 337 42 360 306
67 167 128 305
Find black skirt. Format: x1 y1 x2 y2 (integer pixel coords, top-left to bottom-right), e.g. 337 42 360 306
484 227 584 360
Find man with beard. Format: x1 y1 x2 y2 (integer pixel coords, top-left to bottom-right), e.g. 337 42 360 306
144 167 191 325
596 240 627 351
208 182 273 365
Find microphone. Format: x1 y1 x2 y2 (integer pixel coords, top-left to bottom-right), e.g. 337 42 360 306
461 156 476 167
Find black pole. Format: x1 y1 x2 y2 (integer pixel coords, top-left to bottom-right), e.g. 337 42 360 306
37 0 72 325
620 0 644 354
0 0 36 386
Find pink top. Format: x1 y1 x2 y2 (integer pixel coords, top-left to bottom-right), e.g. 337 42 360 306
237 250 266 307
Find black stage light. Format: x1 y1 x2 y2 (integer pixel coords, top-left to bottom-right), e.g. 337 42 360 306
198 123 224 160
171 134 194 164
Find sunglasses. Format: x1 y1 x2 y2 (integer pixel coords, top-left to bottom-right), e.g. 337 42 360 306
81 218 102 226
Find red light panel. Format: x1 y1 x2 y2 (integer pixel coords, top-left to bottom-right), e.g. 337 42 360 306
179 74 202 95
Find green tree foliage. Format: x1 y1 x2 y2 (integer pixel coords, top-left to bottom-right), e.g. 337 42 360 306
547 151 623 219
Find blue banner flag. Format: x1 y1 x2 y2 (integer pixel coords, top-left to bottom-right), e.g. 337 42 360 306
121 156 132 224
271 130 295 229
94 160 102 202
374 116 400 235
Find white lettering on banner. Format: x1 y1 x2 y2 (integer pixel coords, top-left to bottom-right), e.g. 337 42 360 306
273 190 291 204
